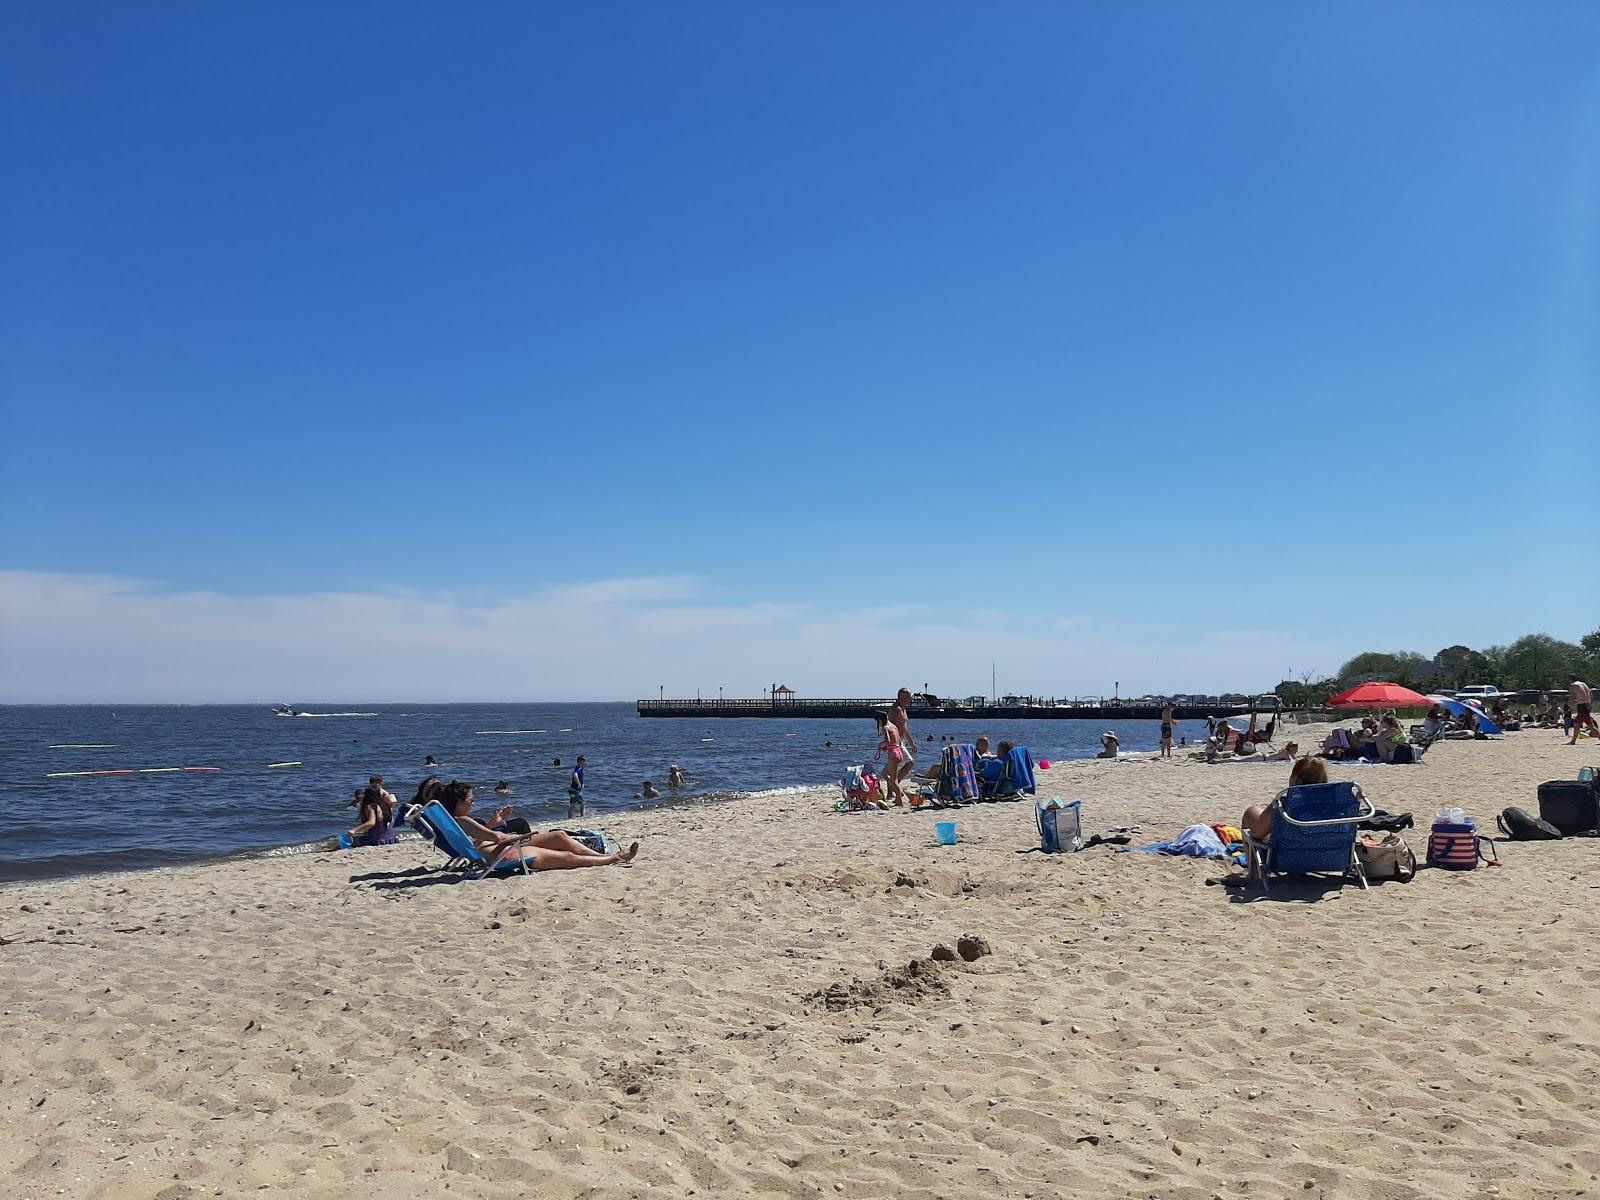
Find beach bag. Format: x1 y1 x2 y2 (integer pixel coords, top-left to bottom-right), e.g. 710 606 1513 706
564 828 607 854
1035 798 1082 854
840 765 882 807
1496 807 1563 841
1427 817 1498 870
1356 834 1416 881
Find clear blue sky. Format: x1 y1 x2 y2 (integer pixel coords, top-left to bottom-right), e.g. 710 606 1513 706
2 3 1597 701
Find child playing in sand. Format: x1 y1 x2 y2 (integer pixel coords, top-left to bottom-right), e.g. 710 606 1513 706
872 713 907 805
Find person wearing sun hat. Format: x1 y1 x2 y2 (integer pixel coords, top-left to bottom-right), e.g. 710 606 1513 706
1097 731 1120 759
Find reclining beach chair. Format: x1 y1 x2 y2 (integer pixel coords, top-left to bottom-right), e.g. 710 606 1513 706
935 744 980 806
407 801 539 876
1243 781 1375 893
982 747 1037 801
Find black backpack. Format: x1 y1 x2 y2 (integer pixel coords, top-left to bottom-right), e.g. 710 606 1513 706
1497 807 1563 841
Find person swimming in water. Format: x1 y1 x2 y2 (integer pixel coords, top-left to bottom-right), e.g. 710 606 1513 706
494 781 512 795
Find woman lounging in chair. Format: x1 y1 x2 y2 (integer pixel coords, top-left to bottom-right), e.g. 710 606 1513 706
441 783 638 870
1239 756 1328 843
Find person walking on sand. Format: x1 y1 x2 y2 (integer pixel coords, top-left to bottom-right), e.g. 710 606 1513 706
1569 678 1598 744
872 712 907 806
568 756 587 818
889 687 917 799
1160 705 1176 759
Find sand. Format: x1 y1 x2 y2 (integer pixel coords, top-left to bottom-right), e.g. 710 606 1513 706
4 720 1600 1200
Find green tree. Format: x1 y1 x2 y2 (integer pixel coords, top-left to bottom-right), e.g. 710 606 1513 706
1337 650 1427 686
1432 644 1491 690
1499 634 1584 691
1580 629 1600 680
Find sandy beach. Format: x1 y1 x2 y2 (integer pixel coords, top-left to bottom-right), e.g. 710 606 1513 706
4 722 1599 1200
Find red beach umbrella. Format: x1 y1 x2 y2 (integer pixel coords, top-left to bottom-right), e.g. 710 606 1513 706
1326 681 1432 709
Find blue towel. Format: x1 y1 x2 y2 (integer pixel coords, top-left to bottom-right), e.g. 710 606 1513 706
1132 824 1228 858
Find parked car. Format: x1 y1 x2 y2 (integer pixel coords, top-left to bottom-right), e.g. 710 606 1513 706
1251 694 1283 712
1456 684 1501 699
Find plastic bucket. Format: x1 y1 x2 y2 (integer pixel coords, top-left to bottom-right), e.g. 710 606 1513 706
935 821 958 846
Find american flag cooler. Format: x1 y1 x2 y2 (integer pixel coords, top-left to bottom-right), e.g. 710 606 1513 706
1427 820 1479 870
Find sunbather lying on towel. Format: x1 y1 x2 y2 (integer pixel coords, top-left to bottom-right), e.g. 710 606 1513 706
441 783 639 870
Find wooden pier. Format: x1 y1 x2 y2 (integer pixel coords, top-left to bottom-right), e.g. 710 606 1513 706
636 698 1265 722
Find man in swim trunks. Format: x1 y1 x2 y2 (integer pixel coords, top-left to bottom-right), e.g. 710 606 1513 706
889 688 916 800
1569 678 1597 745
569 756 587 817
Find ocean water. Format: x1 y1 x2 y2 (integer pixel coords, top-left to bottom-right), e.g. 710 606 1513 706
0 703 1183 882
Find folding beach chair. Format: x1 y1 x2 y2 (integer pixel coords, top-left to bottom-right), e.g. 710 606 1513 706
1243 781 1375 893
935 744 980 806
984 747 1037 801
407 801 539 877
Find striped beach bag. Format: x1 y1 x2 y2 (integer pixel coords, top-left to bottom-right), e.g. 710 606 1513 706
1427 817 1498 870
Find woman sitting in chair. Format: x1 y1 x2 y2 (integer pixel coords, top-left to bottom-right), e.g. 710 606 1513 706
1240 756 1328 844
440 783 638 870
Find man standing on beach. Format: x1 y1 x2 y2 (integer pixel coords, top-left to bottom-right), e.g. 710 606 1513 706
569 756 587 818
1568 678 1597 744
889 688 916 803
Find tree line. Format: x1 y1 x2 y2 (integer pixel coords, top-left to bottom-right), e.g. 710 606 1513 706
1274 628 1600 708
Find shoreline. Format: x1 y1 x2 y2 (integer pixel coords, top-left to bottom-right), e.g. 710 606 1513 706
5 724 1597 1198
1 736 1206 887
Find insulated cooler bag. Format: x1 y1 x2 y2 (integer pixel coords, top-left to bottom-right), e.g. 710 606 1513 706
1537 780 1600 836
1427 819 1497 870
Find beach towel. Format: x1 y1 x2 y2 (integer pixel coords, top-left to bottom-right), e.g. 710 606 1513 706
937 744 979 805
1132 824 1228 858
1002 746 1036 796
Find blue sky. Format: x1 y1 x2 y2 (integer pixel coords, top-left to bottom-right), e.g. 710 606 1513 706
3 3 1598 701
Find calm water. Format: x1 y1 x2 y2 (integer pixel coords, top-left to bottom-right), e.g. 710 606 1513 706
0 703 1183 882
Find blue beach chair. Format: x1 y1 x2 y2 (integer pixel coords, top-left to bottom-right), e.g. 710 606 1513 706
980 746 1037 801
1243 781 1374 893
1000 746 1036 799
408 801 539 877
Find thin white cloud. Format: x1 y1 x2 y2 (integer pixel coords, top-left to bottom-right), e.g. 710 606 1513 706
0 569 1346 703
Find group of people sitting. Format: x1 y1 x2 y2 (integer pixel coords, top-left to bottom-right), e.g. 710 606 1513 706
1319 714 1420 763
346 774 639 872
916 736 1031 805
1177 714 1288 763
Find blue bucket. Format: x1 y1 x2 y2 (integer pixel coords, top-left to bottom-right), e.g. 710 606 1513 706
935 821 957 846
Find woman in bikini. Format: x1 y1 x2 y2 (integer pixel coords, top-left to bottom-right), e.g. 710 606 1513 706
872 712 907 806
440 783 638 870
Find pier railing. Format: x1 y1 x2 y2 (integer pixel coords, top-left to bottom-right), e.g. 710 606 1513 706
637 697 1273 720
638 698 895 712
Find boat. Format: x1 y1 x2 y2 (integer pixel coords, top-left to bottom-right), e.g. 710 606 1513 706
272 704 299 717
